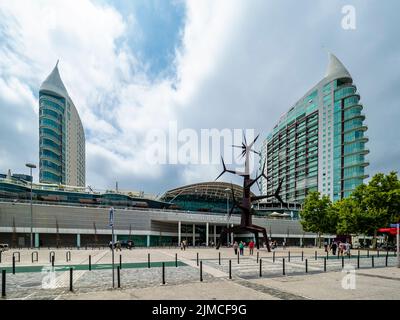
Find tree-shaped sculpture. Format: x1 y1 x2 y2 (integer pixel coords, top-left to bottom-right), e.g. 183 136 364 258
215 134 288 251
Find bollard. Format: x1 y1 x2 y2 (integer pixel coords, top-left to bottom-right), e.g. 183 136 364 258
324 258 326 272
0 251 2 264
377 249 380 257
148 253 151 268
283 258 286 275
66 251 71 262
301 251 304 261
119 255 122 270
358 250 360 258
218 252 221 265
32 251 38 263
69 268 73 292
237 251 240 264
367 250 369 258
162 262 165 285
52 255 55 267
197 252 199 266
315 250 317 260
259 259 262 277
175 253 178 268
229 260 232 279
385 255 388 267
273 251 275 263
117 266 121 288
372 256 374 268
326 251 328 260
257 251 259 264
12 256 15 275
342 256 344 268
1 270 5 297
288 251 290 262
200 261 203 282
89 255 92 271
305 259 308 273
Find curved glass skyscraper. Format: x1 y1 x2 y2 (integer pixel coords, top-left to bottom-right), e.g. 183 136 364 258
39 61 85 187
261 53 368 203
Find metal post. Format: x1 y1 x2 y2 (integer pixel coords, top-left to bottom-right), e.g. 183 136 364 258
12 256 15 275
385 254 388 267
273 251 275 263
315 250 317 260
197 252 199 266
29 167 33 248
377 249 380 257
148 253 150 268
288 251 290 262
237 250 239 264
259 259 262 277
301 251 304 261
69 268 73 292
367 249 369 258
0 251 2 263
89 255 91 271
52 255 54 267
305 259 308 273
342 256 344 268
357 255 360 269
326 251 328 260
324 258 326 272
1 270 5 297
162 262 165 285
372 256 374 268
283 258 285 275
200 261 203 282
229 260 232 279
257 251 259 263
218 252 221 265
117 266 121 288
175 253 178 268
119 255 122 270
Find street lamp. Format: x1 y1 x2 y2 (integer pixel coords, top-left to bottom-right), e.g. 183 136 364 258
224 188 230 246
25 163 36 248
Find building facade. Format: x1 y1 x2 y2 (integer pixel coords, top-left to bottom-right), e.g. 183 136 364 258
39 61 85 187
261 53 369 203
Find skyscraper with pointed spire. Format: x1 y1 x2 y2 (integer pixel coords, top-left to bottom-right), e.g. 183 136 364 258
39 61 85 187
260 53 369 203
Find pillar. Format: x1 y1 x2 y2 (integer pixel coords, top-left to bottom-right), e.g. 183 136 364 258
35 233 40 248
76 234 81 248
192 224 195 246
206 222 209 247
178 221 181 245
146 235 150 247
314 237 317 246
300 237 303 247
214 225 217 245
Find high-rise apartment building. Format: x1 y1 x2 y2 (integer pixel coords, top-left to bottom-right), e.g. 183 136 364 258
261 53 369 203
39 61 85 187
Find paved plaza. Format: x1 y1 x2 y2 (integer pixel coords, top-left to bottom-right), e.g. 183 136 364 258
0 247 399 300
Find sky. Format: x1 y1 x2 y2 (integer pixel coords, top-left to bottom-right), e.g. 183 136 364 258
0 0 399 196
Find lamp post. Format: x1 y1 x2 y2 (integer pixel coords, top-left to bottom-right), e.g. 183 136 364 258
25 163 36 248
224 188 230 246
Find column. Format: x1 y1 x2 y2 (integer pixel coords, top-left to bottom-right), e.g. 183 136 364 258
35 233 40 248
146 235 150 247
206 222 209 247
192 224 195 246
231 224 234 244
214 225 217 245
76 234 81 248
300 237 303 247
314 237 317 247
178 221 181 245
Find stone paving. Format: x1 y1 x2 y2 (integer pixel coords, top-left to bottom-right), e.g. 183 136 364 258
0 247 399 300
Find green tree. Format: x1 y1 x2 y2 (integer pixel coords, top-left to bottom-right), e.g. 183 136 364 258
300 191 337 247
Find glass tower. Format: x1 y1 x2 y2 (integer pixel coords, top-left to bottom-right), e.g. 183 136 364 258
39 61 85 187
260 53 368 203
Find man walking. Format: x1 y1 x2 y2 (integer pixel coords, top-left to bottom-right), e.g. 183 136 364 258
249 240 255 255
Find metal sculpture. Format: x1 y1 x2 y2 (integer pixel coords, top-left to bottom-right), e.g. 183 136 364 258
215 133 288 251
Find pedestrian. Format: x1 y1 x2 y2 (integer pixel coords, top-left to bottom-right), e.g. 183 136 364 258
233 241 238 255
324 241 328 252
109 240 113 250
331 241 337 255
249 240 255 255
345 241 351 256
282 240 286 250
183 239 187 250
239 241 244 255
180 241 184 250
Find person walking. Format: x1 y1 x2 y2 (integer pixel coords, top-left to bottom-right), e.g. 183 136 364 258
331 241 337 255
324 241 328 252
345 241 351 256
233 241 238 255
239 241 244 255
249 240 255 255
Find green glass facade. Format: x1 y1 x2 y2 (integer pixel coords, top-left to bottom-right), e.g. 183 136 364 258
261 54 369 203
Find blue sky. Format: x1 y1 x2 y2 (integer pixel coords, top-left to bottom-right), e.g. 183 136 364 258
0 0 399 196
